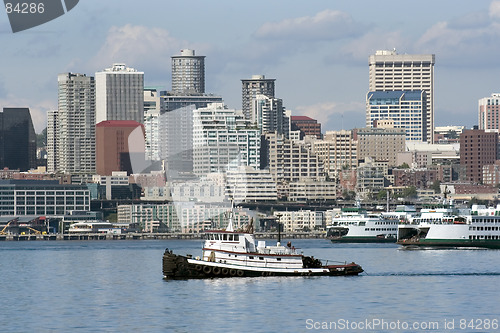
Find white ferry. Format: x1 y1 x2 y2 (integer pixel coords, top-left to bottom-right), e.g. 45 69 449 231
327 207 399 243
162 215 363 279
68 221 122 234
397 204 500 249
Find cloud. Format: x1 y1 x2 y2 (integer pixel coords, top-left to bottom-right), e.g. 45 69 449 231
294 101 365 128
254 9 365 41
490 1 500 19
0 94 55 133
88 24 210 83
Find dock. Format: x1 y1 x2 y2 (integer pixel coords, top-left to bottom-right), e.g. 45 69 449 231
0 231 327 241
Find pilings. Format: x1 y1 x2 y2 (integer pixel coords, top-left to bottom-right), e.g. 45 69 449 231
0 231 327 241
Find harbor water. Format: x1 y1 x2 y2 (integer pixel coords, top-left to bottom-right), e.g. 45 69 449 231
1 239 499 332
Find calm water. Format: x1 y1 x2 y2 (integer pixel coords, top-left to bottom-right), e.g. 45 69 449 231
1 239 499 332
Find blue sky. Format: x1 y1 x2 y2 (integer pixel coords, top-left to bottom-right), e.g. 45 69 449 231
1 0 500 133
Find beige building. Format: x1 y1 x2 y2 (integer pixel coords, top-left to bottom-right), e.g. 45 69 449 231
356 127 405 166
309 130 358 177
274 210 324 232
226 166 277 202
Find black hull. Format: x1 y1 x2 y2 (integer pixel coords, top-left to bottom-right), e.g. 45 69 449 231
162 250 363 279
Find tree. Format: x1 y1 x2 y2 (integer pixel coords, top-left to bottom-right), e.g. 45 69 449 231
377 189 387 201
398 162 410 169
431 180 441 194
402 186 417 198
36 127 47 148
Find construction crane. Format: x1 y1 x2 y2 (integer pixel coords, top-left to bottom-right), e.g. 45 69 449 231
0 218 18 235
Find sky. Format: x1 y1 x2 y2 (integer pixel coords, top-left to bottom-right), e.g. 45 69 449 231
2 0 500 133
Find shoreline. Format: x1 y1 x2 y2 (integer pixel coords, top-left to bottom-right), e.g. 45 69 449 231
0 231 327 241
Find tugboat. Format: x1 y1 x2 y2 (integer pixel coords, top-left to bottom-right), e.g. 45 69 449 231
163 209 363 279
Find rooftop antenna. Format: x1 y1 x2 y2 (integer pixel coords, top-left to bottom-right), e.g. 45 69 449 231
226 188 235 232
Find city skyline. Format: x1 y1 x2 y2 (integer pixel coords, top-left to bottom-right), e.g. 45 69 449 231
1 0 500 133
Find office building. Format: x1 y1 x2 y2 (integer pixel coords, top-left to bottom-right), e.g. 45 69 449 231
171 49 205 94
96 63 144 124
366 90 426 141
95 120 145 176
291 116 322 139
49 73 96 175
241 75 275 120
0 180 90 216
460 129 498 183
478 93 500 131
310 130 358 176
368 50 435 143
0 108 36 171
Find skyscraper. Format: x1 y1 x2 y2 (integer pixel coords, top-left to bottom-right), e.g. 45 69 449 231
96 63 144 124
368 50 435 143
478 93 500 131
250 94 289 138
171 49 205 94
0 107 36 171
241 75 275 120
366 90 426 141
460 129 498 183
49 73 96 175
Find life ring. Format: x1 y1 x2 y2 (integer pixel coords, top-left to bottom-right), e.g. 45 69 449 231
221 268 229 275
212 266 221 275
237 270 244 277
195 265 202 271
230 269 237 276
262 271 268 277
203 265 211 274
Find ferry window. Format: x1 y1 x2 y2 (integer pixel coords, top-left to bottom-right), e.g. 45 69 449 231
228 234 233 241
223 234 227 240
277 258 281 261
249 256 254 259
259 257 264 260
235 234 240 241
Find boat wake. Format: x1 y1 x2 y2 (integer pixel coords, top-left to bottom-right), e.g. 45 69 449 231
365 272 500 277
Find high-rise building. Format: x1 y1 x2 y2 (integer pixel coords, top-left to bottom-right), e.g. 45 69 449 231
368 50 435 143
310 130 358 177
241 75 275 120
192 103 260 176
460 129 498 183
478 93 500 131
95 120 145 176
0 107 36 171
95 63 144 124
144 88 160 161
291 116 322 139
250 94 289 137
49 73 96 176
171 49 205 94
366 90 426 141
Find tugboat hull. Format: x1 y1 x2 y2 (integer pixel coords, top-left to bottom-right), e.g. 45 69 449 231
162 250 363 279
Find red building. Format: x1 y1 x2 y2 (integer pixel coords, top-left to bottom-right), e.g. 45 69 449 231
96 121 145 176
460 129 498 183
290 116 322 139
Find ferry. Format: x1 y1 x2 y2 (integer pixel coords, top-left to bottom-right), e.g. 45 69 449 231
327 207 398 243
397 204 500 249
162 211 363 279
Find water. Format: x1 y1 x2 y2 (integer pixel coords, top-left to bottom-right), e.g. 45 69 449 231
1 239 499 332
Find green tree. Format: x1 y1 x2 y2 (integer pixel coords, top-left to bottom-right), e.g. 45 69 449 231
431 180 441 194
377 189 387 201
402 186 417 198
36 127 47 148
398 162 410 169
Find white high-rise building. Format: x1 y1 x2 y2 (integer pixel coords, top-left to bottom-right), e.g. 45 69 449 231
192 103 260 176
368 50 435 143
478 93 500 131
96 63 144 124
48 73 95 175
251 94 289 138
171 49 205 94
46 110 58 173
241 75 275 120
144 88 160 161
